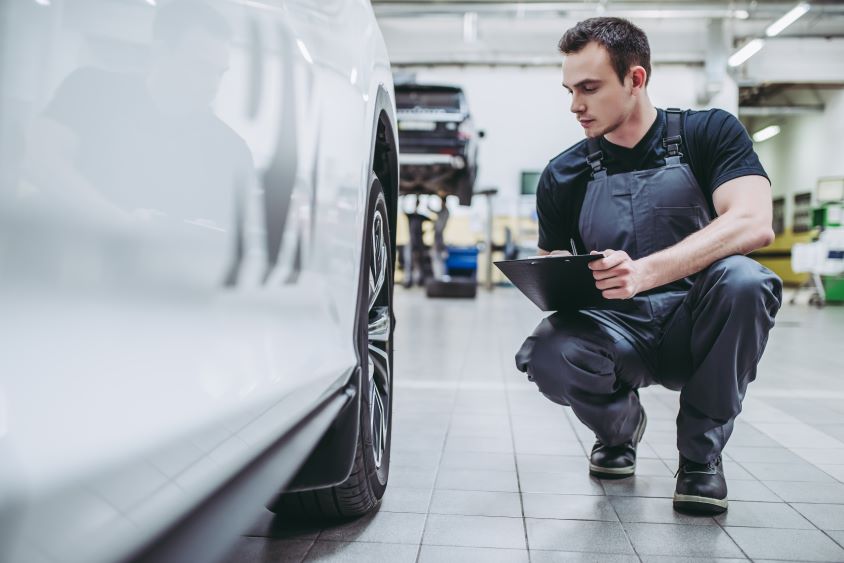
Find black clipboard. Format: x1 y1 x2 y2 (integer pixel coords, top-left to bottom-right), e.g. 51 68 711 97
494 254 607 311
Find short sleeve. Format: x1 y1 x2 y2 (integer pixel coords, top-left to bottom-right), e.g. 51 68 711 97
690 109 769 195
536 167 570 252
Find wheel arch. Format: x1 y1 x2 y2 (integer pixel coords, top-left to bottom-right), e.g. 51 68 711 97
274 84 398 493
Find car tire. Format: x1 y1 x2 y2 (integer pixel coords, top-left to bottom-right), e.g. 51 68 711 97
270 174 394 521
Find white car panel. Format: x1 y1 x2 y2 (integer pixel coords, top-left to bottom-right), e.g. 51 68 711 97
0 0 396 561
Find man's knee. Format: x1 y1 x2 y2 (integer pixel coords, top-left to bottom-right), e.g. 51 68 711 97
700 255 782 313
516 326 615 398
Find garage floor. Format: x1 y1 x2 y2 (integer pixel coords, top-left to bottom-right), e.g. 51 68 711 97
225 287 844 563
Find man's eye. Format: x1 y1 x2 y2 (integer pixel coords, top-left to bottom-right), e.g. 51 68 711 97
583 87 596 93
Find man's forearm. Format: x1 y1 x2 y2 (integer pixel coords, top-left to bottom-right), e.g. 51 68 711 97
637 211 774 293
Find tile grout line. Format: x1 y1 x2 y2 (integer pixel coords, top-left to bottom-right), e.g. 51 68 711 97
296 537 318 563
713 510 752 561
561 408 644 562
412 393 453 563
497 299 533 561
822 528 844 551
504 377 532 562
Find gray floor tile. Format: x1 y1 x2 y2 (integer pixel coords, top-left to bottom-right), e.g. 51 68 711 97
725 447 807 464
435 468 519 492
443 436 514 454
515 439 584 456
639 558 748 563
791 503 844 531
765 481 844 503
389 449 442 471
418 545 529 563
519 471 605 496
741 461 838 483
726 479 782 502
602 475 677 498
728 427 782 448
422 514 527 549
525 519 635 554
516 454 588 473
820 464 844 483
623 522 744 558
304 541 418 562
438 450 515 471
223 538 314 563
791 448 844 465
429 489 523 517
379 486 432 514
388 466 438 489
635 458 675 477
714 500 814 529
609 496 717 526
522 493 618 521
530 551 639 562
724 526 844 561
317 511 426 545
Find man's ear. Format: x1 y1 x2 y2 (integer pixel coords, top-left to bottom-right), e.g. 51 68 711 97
629 66 647 90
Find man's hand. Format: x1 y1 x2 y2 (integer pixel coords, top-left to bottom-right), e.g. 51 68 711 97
588 249 647 299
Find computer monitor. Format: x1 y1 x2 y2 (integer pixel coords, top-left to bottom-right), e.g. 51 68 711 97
521 171 541 196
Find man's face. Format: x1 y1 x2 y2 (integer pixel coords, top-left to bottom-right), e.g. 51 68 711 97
562 42 636 139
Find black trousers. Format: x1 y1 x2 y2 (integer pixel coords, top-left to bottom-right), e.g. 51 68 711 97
515 256 783 464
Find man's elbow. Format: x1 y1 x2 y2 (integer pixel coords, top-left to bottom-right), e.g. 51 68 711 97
745 222 775 252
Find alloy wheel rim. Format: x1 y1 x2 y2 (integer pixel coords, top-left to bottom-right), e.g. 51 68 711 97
367 205 390 469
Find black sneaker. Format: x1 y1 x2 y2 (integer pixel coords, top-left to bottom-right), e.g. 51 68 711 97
588 407 647 479
673 455 728 515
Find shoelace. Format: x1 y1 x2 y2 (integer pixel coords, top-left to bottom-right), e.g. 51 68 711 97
674 457 720 478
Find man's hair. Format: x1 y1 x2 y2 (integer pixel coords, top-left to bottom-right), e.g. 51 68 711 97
153 0 233 46
558 17 651 86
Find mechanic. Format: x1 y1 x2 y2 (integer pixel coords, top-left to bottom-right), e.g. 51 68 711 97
514 17 782 515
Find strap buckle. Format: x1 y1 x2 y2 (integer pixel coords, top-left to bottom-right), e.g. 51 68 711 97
662 135 683 157
587 150 605 174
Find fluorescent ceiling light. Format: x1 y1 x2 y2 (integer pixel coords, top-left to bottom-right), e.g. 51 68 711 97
766 2 811 37
728 38 765 67
463 12 478 43
752 125 781 143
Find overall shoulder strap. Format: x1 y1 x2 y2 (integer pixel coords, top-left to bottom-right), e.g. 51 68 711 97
586 136 607 179
663 108 684 164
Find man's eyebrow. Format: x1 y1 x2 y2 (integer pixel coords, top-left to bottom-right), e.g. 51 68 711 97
562 79 602 90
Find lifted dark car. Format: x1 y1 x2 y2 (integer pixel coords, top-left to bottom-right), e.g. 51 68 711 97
396 84 483 206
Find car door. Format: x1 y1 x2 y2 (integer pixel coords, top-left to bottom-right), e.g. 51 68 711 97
0 0 366 560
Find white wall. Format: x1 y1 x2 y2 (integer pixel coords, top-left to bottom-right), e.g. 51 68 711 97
752 88 844 229
400 64 738 217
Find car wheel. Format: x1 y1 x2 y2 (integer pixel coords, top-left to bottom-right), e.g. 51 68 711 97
270 175 394 520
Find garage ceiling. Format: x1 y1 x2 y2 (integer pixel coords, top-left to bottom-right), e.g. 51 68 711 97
372 0 844 110
371 1 844 40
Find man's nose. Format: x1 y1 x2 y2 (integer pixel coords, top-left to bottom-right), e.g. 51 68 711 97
570 94 585 114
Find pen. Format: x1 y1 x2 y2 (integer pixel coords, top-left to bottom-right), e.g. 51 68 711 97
570 238 578 256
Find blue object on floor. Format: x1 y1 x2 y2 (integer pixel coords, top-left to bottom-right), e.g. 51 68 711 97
445 246 478 277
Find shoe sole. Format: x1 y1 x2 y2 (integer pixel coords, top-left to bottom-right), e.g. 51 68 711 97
589 463 635 479
589 408 647 480
673 493 728 515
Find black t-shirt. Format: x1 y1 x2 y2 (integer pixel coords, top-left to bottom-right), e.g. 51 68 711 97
537 108 769 253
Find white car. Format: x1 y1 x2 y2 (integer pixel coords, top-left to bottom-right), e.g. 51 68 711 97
0 1 399 562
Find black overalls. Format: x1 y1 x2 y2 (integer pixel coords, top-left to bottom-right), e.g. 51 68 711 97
515 109 783 464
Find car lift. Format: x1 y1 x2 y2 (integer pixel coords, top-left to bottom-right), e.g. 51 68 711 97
400 189 515 298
